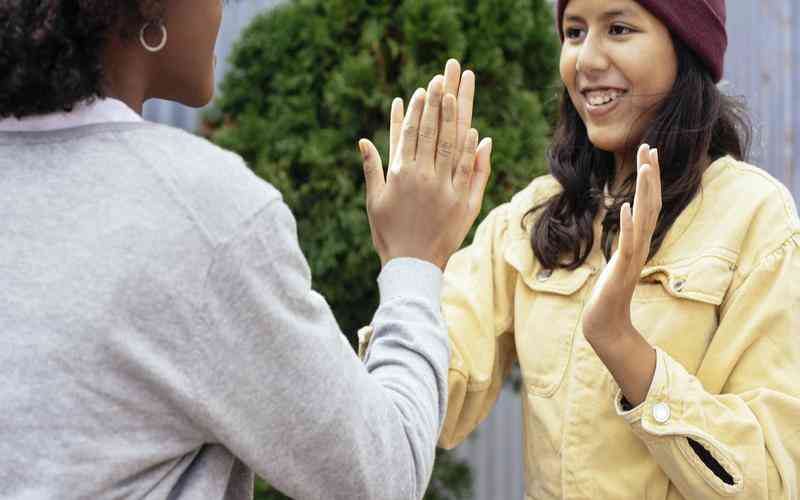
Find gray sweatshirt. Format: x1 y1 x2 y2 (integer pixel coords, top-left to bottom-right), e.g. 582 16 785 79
0 122 449 500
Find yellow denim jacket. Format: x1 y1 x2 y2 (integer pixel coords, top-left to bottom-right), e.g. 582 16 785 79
438 156 800 499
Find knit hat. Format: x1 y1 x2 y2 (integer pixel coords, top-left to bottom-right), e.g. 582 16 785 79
556 0 727 82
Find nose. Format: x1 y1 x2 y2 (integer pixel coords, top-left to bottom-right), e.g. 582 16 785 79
575 30 610 75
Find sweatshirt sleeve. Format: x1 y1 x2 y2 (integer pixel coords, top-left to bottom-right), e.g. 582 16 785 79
186 199 450 500
615 233 800 499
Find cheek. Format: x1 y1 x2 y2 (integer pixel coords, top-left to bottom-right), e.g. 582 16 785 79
559 48 582 109
632 43 677 104
630 64 675 113
559 46 575 87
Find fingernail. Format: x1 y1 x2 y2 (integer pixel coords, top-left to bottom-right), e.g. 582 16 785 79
651 148 659 162
358 140 367 160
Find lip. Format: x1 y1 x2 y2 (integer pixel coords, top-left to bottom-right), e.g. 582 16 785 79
580 89 628 118
579 85 628 94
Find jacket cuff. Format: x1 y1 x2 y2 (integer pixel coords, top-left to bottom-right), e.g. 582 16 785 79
613 348 744 494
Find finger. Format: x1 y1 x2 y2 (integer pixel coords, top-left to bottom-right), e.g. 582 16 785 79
618 202 635 262
649 147 662 213
633 143 650 223
637 143 651 170
389 98 404 166
632 162 648 225
633 162 652 255
444 59 461 97
456 70 476 153
359 139 385 202
468 137 493 213
453 128 479 195
397 88 427 170
416 76 445 174
436 93 459 182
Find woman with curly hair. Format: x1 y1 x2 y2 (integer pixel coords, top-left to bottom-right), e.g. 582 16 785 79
0 2 492 499
366 0 800 498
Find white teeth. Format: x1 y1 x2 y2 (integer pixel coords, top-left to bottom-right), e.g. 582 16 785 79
585 89 624 106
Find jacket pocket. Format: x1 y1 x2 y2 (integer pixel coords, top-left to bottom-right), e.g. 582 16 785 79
633 251 738 306
630 252 738 370
516 264 596 397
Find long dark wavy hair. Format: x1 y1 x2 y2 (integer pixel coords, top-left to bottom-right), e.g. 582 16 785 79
528 36 752 270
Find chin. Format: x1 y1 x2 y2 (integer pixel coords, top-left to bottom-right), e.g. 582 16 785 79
585 127 628 154
183 84 215 108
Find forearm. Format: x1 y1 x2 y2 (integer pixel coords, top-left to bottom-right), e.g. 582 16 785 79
193 201 450 500
586 324 656 406
359 258 451 499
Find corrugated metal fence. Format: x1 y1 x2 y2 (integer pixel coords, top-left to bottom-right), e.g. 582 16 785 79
726 0 798 197
145 2 799 500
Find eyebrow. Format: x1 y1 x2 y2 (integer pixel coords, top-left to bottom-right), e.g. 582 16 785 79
564 8 638 23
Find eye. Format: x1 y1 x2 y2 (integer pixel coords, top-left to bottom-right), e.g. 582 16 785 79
564 27 585 40
609 24 634 36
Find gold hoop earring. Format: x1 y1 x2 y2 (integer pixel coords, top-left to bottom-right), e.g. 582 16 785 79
139 21 167 53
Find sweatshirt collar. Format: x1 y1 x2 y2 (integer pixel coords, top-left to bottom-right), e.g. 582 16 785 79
0 98 143 132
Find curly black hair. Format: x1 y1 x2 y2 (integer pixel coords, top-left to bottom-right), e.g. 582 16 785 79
0 0 162 119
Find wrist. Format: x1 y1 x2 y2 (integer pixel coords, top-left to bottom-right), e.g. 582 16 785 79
588 325 656 407
382 249 448 271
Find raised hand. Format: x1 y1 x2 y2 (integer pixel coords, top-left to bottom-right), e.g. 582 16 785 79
582 143 663 344
358 60 492 270
580 143 662 405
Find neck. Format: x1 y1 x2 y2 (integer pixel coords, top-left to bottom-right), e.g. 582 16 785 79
612 150 637 193
101 38 149 115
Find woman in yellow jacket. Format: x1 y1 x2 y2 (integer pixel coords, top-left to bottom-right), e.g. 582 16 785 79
366 0 800 498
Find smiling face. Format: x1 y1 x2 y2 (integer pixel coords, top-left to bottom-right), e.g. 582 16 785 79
559 0 678 156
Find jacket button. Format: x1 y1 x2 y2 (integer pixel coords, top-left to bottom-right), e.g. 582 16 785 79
537 269 553 281
652 402 671 423
673 279 685 292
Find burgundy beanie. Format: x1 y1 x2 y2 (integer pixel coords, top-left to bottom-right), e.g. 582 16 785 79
556 0 727 82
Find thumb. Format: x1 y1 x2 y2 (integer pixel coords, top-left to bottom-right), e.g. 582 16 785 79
359 139 385 203
468 138 492 215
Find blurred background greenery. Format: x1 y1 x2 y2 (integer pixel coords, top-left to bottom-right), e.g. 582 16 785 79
204 0 560 497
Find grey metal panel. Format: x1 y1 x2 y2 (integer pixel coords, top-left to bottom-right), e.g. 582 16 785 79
142 0 284 131
454 386 526 500
726 0 798 201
